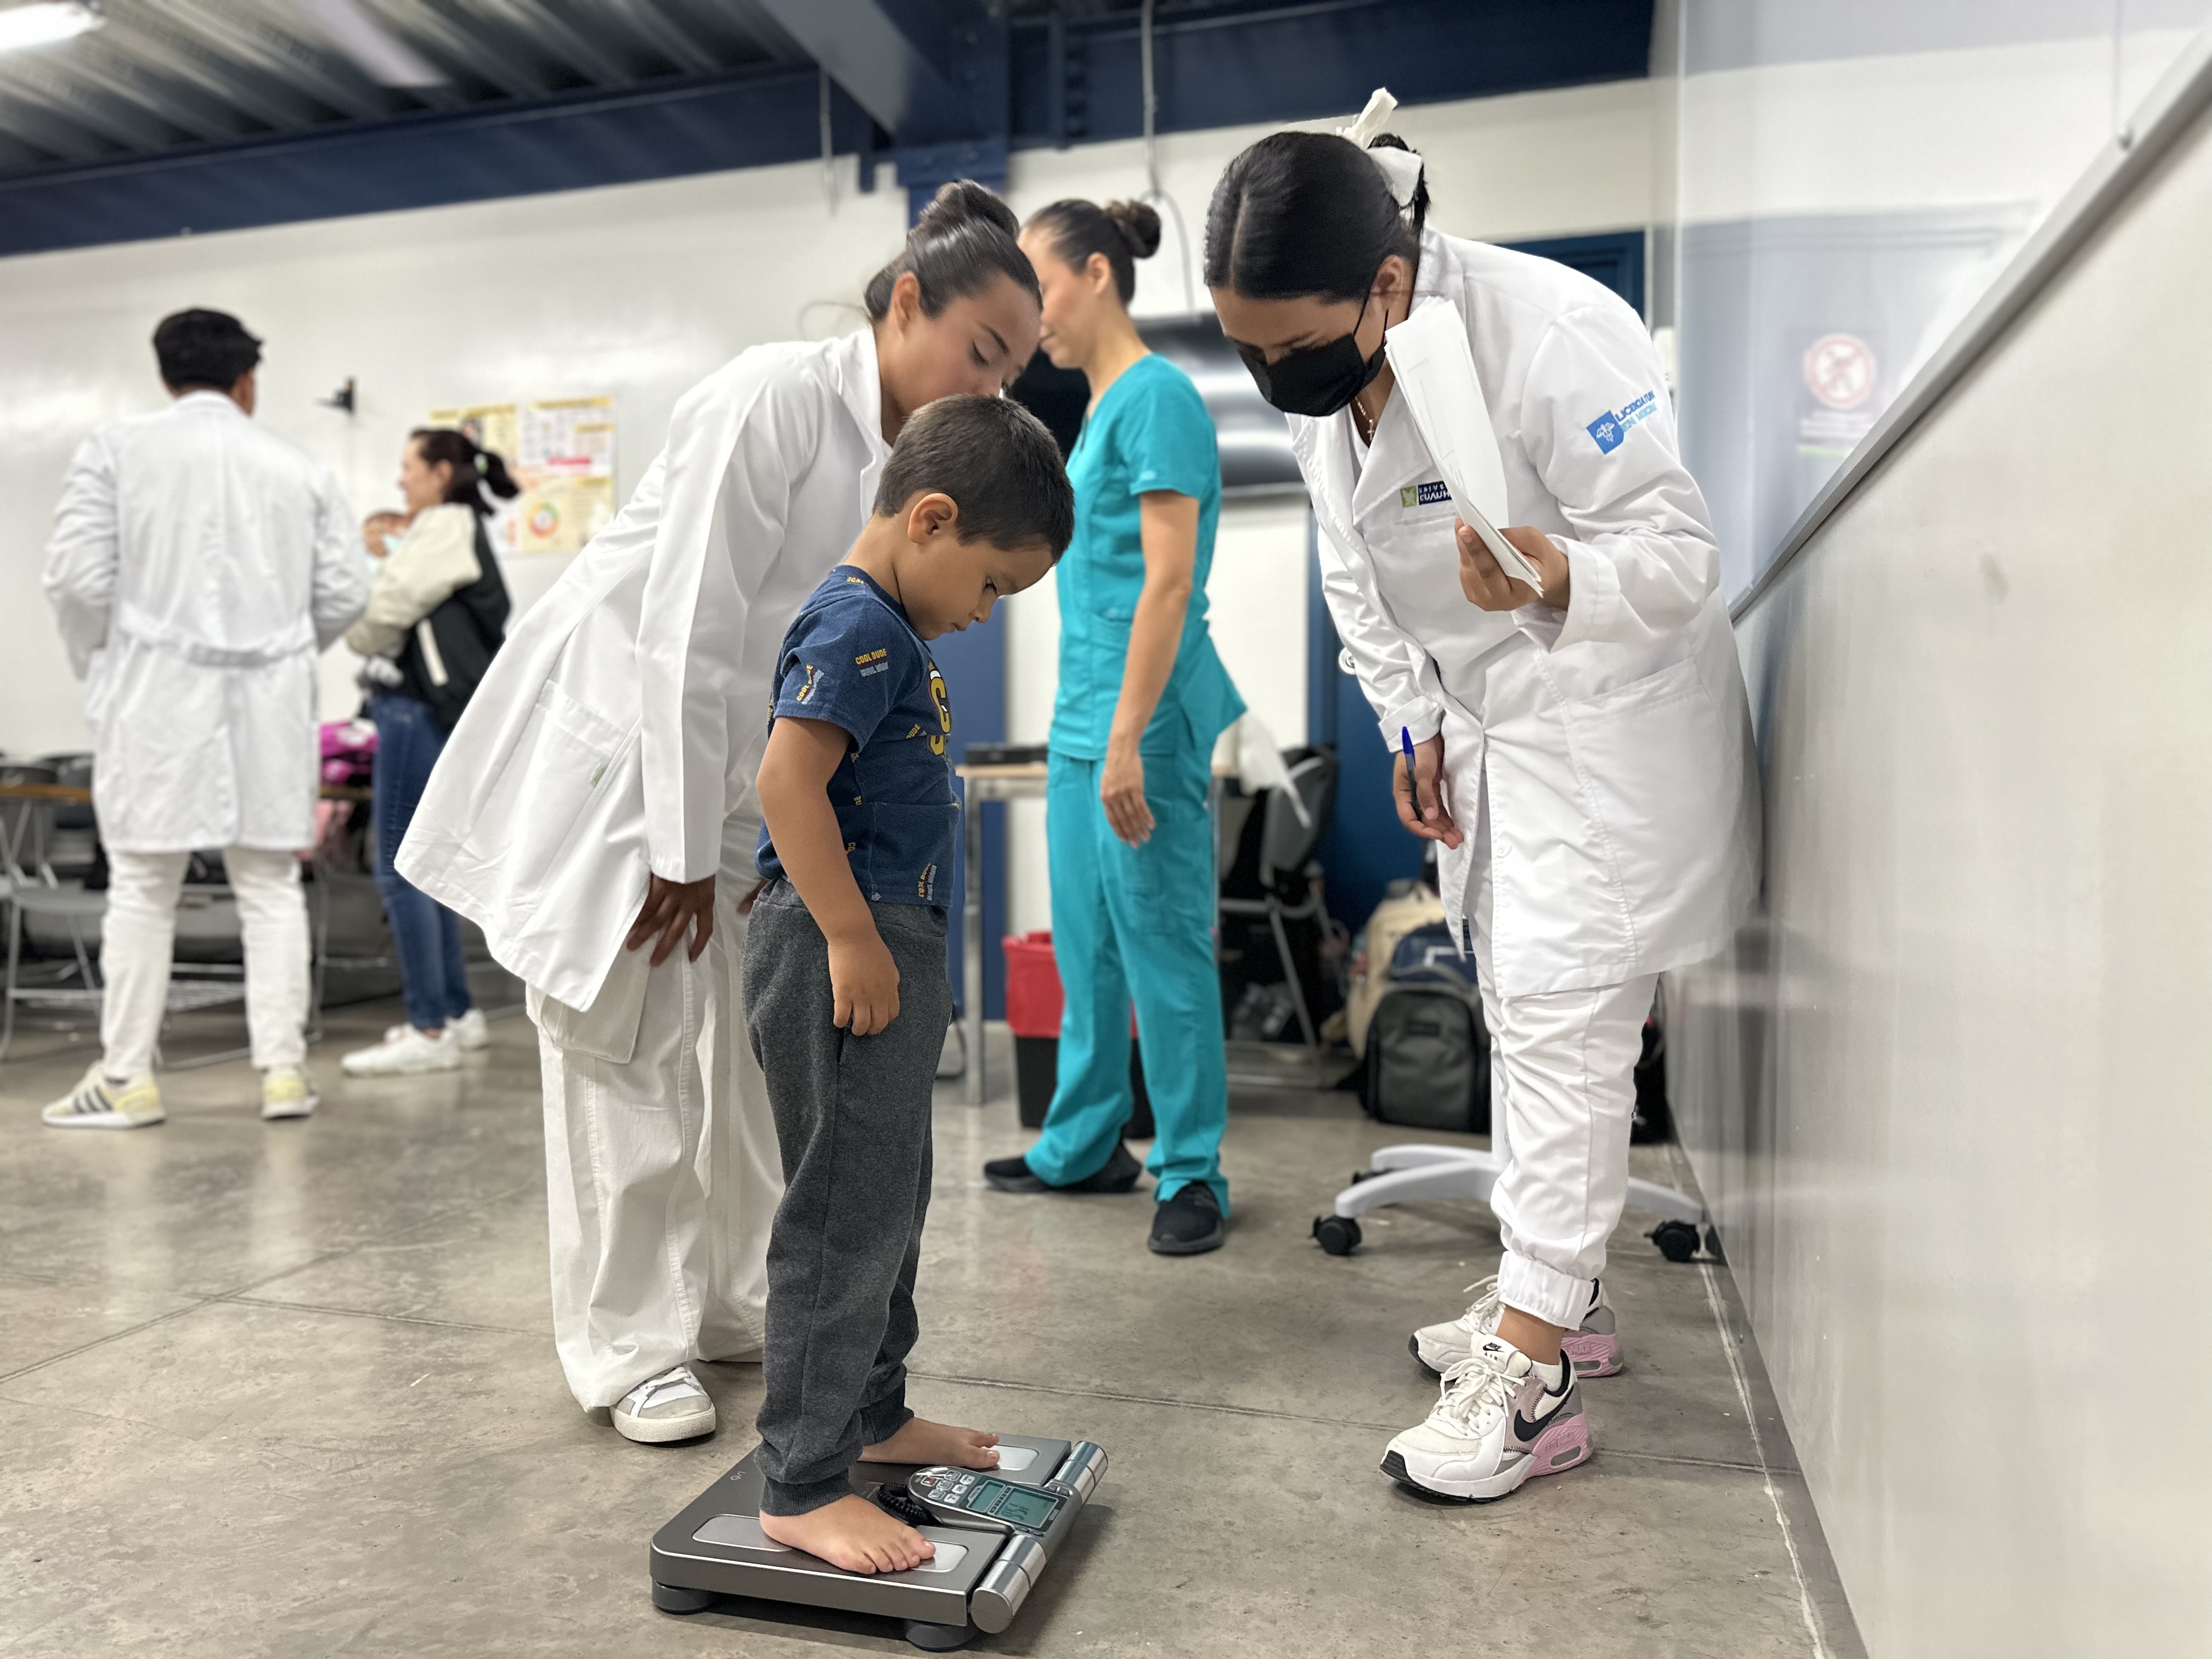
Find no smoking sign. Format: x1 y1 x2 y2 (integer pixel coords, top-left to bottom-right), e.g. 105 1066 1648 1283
1803 333 1877 410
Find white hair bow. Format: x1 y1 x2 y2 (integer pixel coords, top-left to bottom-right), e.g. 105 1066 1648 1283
1339 87 1423 208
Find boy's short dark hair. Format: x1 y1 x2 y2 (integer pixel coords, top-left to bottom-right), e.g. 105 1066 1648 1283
873 393 1075 559
153 309 262 392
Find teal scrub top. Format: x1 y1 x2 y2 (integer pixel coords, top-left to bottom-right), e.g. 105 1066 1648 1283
1049 353 1245 760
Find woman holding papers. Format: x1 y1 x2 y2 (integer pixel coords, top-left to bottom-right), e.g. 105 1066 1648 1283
1206 92 1759 1505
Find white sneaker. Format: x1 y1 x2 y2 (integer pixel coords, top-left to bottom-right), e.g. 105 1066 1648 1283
449 1008 490 1052
1383 1334 1590 1503
1411 1275 1622 1379
612 1365 716 1444
42 1065 163 1130
261 1065 319 1120
340 1024 461 1076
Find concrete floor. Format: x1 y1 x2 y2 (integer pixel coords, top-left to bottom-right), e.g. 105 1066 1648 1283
0 998 1866 1658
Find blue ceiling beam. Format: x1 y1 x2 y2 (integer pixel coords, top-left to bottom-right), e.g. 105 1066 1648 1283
749 0 967 139
751 0 1009 219
1011 0 1655 148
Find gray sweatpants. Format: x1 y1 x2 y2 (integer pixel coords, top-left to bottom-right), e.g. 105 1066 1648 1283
743 879 952 1516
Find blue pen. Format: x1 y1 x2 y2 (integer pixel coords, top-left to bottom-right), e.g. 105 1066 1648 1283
1400 726 1417 804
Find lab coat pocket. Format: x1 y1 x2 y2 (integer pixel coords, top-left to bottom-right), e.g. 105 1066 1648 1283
529 938 651 1065
462 680 634 906
1556 656 1737 939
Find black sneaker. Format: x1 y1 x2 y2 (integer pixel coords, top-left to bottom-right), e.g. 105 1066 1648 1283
1147 1183 1224 1255
983 1140 1143 1194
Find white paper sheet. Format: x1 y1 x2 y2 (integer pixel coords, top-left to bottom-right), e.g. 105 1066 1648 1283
1384 304 1547 592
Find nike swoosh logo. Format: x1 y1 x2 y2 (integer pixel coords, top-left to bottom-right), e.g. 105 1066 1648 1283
1513 1378 1574 1442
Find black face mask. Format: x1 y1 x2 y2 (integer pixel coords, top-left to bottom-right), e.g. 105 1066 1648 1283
1234 289 1387 418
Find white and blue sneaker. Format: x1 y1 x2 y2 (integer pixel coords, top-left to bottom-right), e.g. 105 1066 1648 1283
1383 1334 1592 1503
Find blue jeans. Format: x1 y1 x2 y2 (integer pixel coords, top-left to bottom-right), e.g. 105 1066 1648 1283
1025 738 1229 1210
369 694 473 1032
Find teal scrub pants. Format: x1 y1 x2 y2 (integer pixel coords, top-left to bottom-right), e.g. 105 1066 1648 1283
1025 740 1229 1209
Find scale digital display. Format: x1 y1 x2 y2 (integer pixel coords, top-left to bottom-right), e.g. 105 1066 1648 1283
981 1483 1056 1528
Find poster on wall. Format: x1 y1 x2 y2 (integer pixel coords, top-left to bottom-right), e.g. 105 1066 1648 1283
427 396 617 556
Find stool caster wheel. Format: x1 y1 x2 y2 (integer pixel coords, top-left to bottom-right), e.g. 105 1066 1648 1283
1705 1224 1725 1264
652 1582 716 1615
905 1618 979 1651
1650 1219 1700 1263
1350 1167 1376 1184
1312 1215 1362 1256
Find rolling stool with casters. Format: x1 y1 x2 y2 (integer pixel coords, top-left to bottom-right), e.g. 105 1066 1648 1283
1311 1025 1715 1262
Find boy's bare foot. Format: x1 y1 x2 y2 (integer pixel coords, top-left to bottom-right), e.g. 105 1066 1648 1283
757 1496 935 1575
860 1417 1002 1469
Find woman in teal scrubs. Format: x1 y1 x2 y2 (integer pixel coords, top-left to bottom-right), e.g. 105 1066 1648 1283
982 198 1244 1256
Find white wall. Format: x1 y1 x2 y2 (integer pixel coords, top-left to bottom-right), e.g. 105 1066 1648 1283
0 78 1652 913
1661 8 2212 1653
1672 78 2212 1651
1657 8 2208 594
0 157 911 759
1675 32 2202 225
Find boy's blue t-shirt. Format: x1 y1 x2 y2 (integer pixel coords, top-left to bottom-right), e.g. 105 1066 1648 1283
755 566 958 905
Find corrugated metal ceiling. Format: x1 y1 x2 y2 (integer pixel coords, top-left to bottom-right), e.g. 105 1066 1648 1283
0 2 827 170
0 1 1259 175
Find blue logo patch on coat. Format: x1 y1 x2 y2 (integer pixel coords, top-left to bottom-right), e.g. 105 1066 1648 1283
1585 390 1658 454
1397 479 1453 509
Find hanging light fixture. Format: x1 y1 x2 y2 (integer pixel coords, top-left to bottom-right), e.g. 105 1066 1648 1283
0 2 104 56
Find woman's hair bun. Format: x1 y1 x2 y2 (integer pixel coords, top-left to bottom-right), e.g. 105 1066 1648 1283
1102 199 1163 260
865 178 1039 322
918 179 1020 242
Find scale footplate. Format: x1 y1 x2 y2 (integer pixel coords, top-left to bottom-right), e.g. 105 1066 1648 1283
648 1434 1106 1649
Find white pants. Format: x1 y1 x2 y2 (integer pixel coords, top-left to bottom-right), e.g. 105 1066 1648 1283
534 894 783 1410
101 846 309 1077
1470 794 1658 1329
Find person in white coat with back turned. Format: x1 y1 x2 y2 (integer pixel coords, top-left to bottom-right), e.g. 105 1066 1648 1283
397 184 1043 1446
41 308 367 1131
1208 95 1760 1506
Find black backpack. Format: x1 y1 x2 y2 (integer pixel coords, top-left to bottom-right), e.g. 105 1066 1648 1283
394 517 512 731
1359 921 1490 1133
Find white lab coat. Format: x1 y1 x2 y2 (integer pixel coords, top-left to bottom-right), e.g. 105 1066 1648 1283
1294 229 1759 997
43 392 366 854
396 327 890 1012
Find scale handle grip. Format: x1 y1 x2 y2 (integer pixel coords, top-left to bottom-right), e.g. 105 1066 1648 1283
970 1534 1046 1634
1057 1440 1108 1503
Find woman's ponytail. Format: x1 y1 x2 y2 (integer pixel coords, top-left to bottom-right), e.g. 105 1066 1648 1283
411 427 519 515
1365 132 1430 249
474 447 521 503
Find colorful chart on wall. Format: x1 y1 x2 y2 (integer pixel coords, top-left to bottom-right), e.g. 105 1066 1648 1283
427 397 617 556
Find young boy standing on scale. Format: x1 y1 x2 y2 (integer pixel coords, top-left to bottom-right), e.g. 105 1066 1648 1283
746 395 1074 1572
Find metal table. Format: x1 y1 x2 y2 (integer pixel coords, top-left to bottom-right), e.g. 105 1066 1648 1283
953 762 1047 1107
